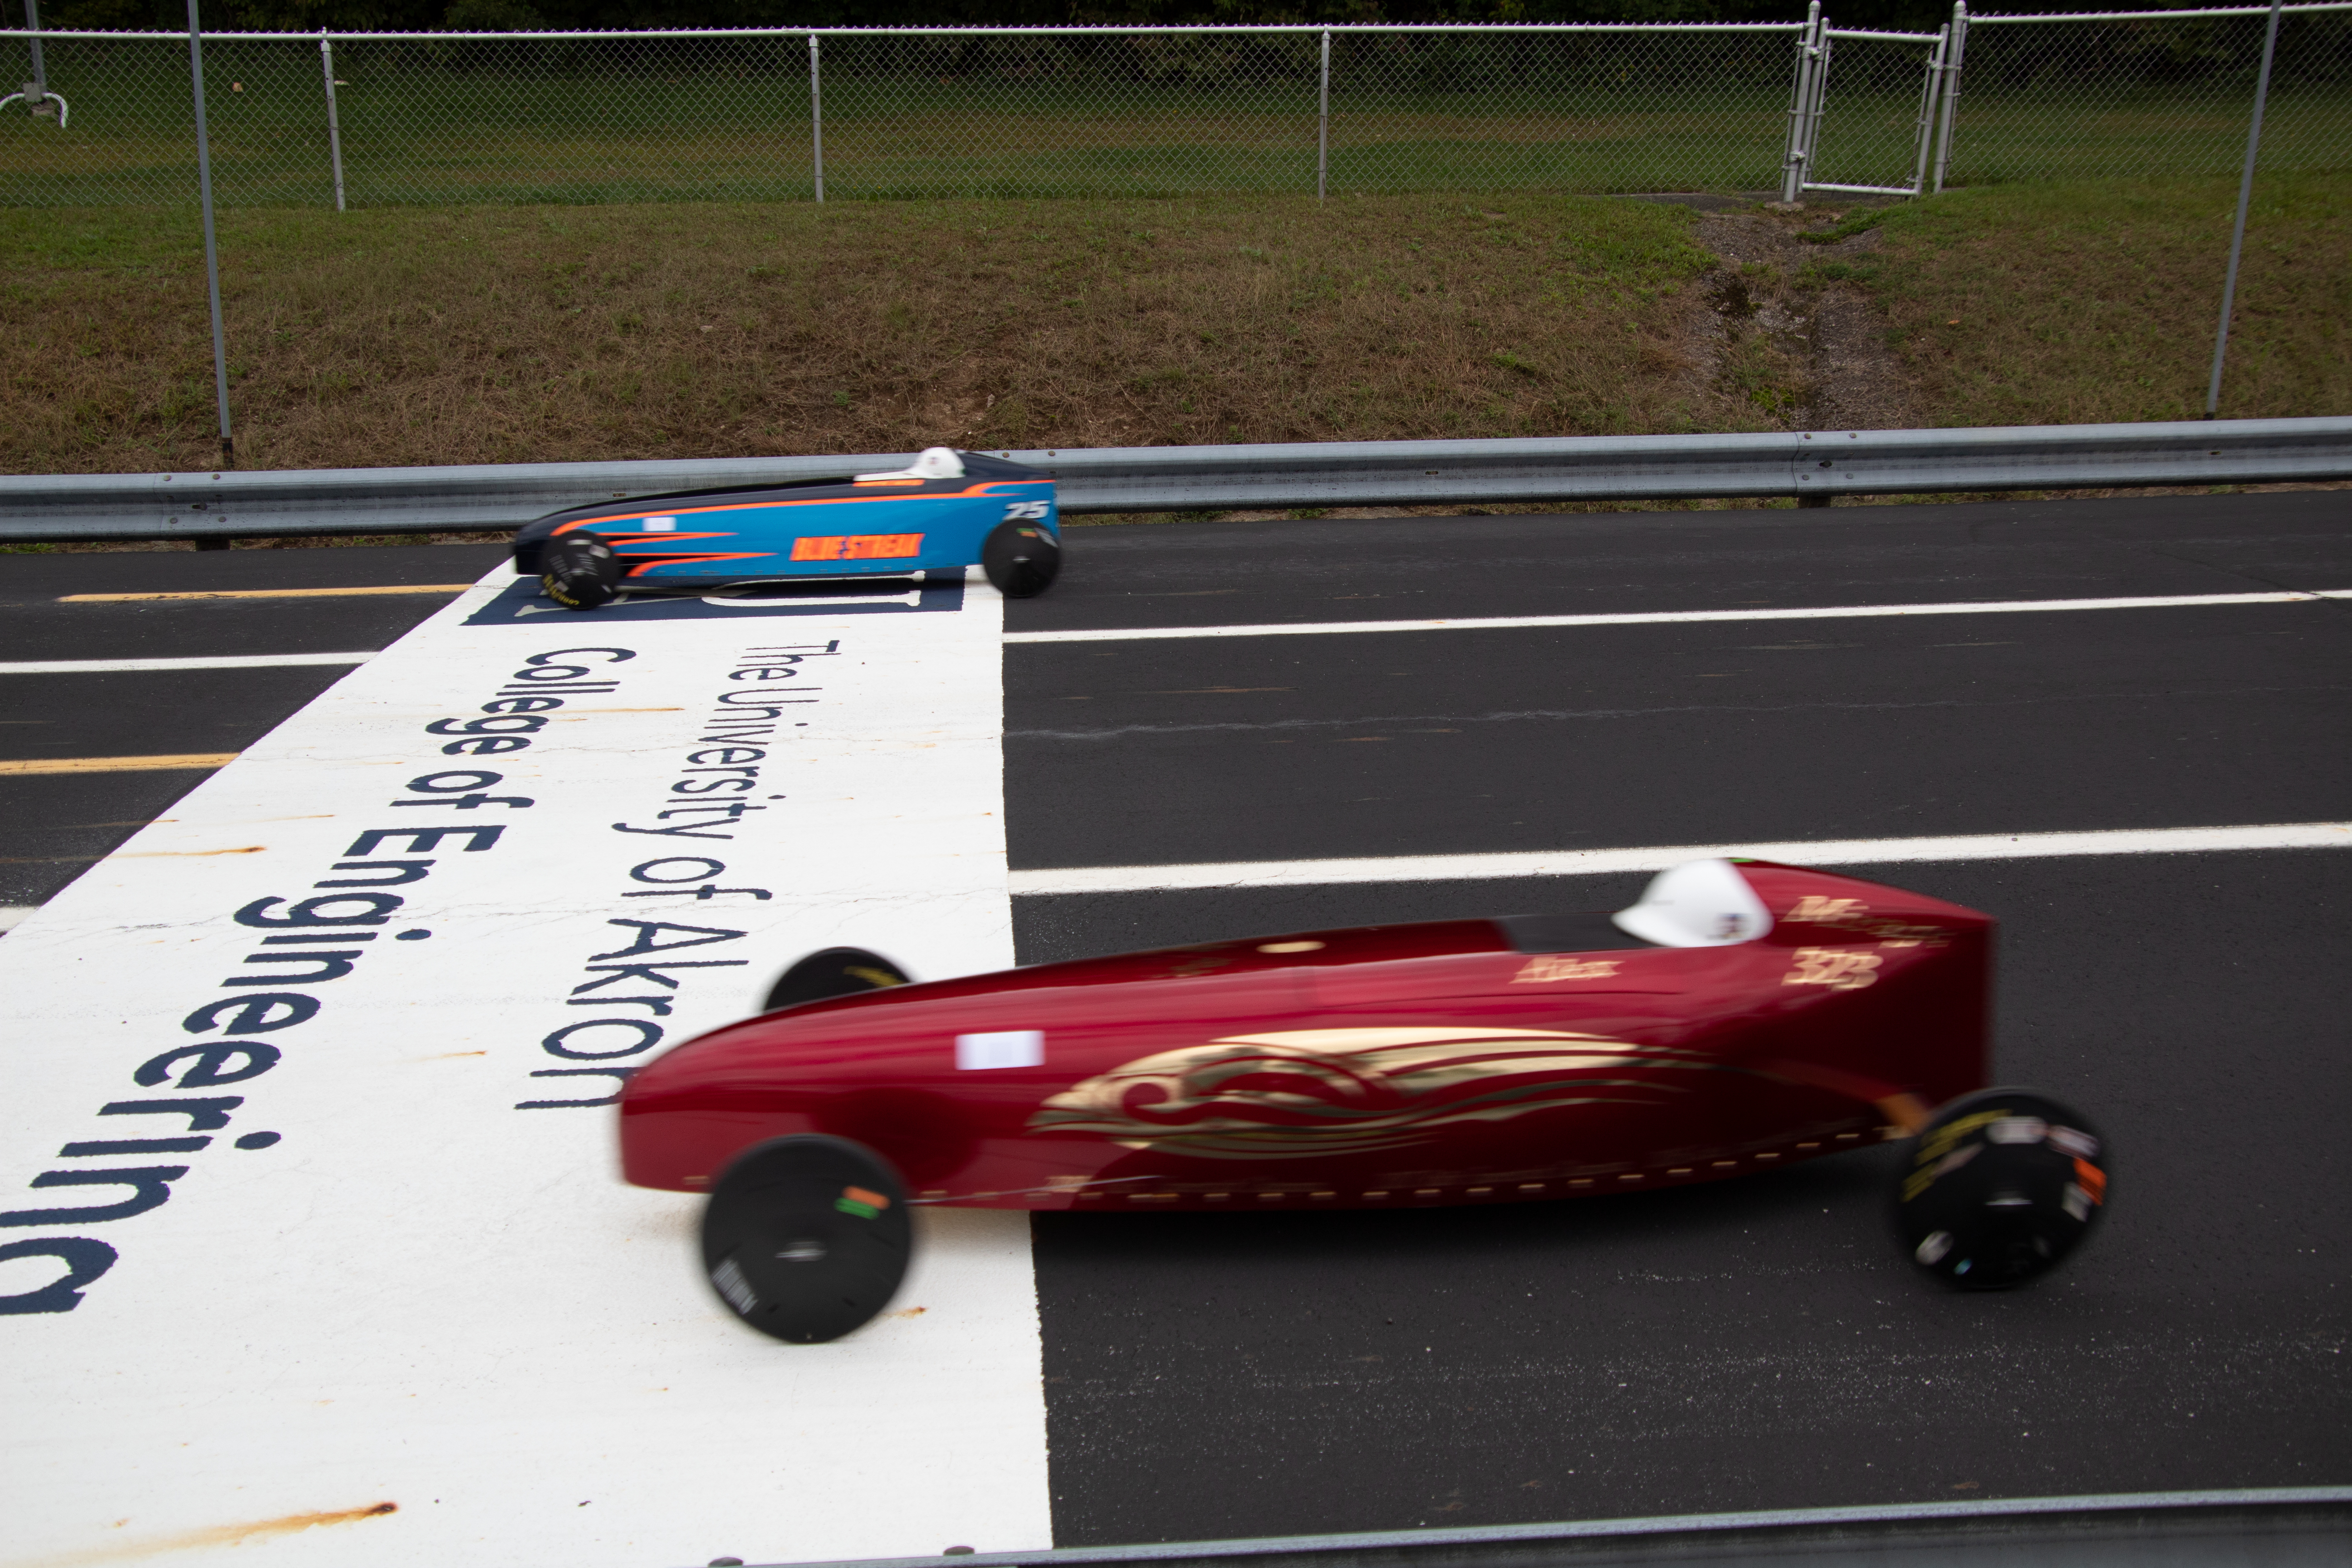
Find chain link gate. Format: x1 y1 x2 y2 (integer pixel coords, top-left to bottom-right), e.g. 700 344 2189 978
1781 2 1953 200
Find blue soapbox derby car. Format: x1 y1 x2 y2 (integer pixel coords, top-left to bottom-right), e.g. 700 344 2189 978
511 447 1061 609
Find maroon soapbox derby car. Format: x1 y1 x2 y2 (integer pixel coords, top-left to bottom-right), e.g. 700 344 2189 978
618 859 2111 1342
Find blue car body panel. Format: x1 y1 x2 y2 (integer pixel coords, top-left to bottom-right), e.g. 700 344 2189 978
510 451 1057 589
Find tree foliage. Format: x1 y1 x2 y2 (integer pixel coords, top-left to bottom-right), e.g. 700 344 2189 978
18 0 2143 54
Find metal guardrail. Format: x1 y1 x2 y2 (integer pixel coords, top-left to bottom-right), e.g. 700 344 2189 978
3 417 2349 544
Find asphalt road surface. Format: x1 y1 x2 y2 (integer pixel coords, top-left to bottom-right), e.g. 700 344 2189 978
3 492 2347 1545
0 545 505 911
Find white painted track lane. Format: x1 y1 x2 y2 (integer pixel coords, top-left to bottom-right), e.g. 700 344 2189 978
0 567 1051 1568
1003 588 2352 645
0 652 378 675
1010 822 2352 895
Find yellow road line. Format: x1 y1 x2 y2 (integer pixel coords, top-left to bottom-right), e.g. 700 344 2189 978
59 584 475 603
0 753 238 775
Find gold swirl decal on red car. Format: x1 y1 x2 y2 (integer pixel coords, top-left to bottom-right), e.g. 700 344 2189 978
1512 956 1622 983
1783 896 1951 949
1027 1026 1701 1159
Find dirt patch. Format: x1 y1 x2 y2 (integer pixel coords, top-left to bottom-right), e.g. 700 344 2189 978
1686 206 1929 433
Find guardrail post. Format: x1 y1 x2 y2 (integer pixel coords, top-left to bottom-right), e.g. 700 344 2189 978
1317 28 1330 202
186 0 233 470
2207 0 2283 418
1931 0 1967 194
808 33 824 204
319 31 345 212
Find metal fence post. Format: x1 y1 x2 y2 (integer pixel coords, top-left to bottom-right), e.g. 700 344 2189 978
1781 1 1822 203
1907 24 1950 196
1317 28 1330 202
186 0 233 469
23 0 45 101
1802 19 1833 195
1931 0 1968 194
2207 0 2284 417
808 33 824 204
319 31 346 212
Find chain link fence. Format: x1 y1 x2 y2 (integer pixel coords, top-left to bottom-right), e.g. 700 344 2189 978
1319 29 1804 195
2 12 2349 210
818 31 1312 201
0 24 1818 208
1950 6 2352 185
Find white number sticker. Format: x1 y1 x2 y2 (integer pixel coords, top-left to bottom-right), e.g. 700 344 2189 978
1001 500 1049 521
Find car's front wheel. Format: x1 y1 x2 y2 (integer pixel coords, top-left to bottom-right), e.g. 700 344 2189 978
701 1134 912 1343
762 947 910 1013
542 533 621 610
1894 1087 2109 1290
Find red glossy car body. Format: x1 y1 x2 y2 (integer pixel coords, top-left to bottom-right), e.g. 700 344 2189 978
618 863 1990 1211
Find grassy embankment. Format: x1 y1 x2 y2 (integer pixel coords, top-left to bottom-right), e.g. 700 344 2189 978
2 176 2347 486
0 193 1728 475
1806 174 2352 428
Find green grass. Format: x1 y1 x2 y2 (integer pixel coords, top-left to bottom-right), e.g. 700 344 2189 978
11 28 2350 210
0 56 1803 206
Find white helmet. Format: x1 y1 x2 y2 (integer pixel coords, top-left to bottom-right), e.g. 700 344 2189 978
856 446 966 481
1612 858 1774 947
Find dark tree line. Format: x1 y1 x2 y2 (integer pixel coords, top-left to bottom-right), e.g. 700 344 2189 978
15 0 2148 55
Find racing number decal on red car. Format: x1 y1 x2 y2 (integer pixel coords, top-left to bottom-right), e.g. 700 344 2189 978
1783 946 1884 990
791 533 925 562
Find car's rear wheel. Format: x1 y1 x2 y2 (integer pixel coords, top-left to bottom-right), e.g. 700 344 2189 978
763 947 910 1013
701 1135 912 1343
542 533 621 610
1895 1087 2109 1290
981 521 1060 598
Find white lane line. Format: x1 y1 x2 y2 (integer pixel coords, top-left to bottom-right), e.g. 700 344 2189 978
0 906 32 933
0 651 377 675
1004 588 2352 645
1009 822 2352 895
58 584 474 603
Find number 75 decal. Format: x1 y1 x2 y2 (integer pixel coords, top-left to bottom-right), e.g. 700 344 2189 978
1001 500 1050 521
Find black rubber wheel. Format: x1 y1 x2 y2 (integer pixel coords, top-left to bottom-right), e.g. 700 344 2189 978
542 533 621 610
701 1135 911 1343
1895 1087 2109 1291
980 520 1061 599
762 947 910 1013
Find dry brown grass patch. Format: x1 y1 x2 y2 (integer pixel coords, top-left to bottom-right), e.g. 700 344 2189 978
2 194 1723 475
